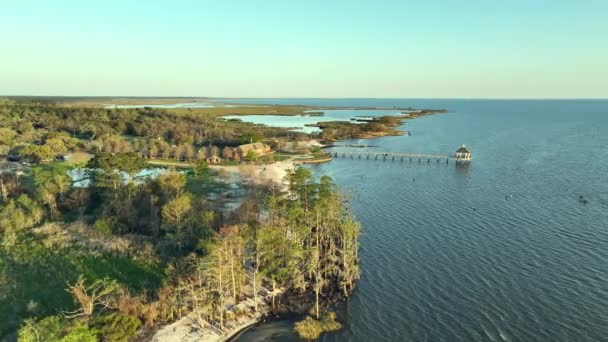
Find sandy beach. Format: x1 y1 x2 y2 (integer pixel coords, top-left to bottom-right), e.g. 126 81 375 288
150 292 271 342
150 313 261 342
210 159 296 190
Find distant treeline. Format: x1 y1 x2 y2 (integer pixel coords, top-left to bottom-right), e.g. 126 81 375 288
0 100 301 163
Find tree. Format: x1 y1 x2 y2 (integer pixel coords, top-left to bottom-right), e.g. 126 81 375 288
210 145 219 157
64 276 120 318
32 165 70 218
242 224 261 312
19 145 54 163
172 145 185 160
193 161 210 181
221 147 234 160
258 225 302 308
219 225 245 303
57 322 98 342
195 148 207 161
189 238 232 330
158 142 171 159
156 172 186 198
245 150 256 162
0 195 44 248
182 144 195 161
17 316 63 342
88 152 146 176
238 132 262 145
44 137 68 155
88 153 146 196
0 127 16 145
180 263 214 329
162 193 193 248
148 143 159 159
93 313 140 342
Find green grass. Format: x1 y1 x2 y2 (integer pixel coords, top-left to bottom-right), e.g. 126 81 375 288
50 152 94 169
257 153 291 163
147 159 193 168
217 160 240 166
0 237 164 339
294 312 343 340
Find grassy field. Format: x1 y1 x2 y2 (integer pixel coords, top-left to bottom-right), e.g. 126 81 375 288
55 97 315 117
57 97 211 107
166 105 312 118
147 159 194 168
1 236 164 338
65 151 93 165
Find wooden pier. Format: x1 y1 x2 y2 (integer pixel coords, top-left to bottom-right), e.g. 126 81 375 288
330 150 469 164
329 146 471 164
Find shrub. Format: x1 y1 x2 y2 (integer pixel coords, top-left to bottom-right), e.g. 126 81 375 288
93 313 140 342
94 217 126 236
18 316 63 342
18 316 98 342
60 322 98 342
294 312 342 340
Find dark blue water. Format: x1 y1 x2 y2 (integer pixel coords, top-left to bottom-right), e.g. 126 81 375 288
236 99 608 341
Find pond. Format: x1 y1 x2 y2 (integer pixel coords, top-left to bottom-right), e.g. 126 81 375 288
67 168 170 188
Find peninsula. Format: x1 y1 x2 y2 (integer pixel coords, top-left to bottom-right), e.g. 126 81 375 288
0 97 443 341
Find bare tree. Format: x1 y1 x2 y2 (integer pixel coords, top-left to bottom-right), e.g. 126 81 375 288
64 276 120 318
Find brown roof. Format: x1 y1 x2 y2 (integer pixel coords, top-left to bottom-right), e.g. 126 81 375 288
237 142 268 153
253 142 267 150
456 145 470 153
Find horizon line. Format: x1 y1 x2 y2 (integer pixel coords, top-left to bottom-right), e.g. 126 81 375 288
2 95 608 101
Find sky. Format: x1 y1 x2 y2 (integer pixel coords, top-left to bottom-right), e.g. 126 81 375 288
1 0 607 98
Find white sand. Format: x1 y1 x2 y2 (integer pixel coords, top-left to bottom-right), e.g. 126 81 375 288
210 159 296 190
151 314 261 342
151 296 270 342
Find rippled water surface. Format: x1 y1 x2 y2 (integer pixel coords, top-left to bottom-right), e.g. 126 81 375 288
236 99 608 341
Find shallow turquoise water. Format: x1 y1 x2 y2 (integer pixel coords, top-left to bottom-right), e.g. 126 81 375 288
235 99 608 341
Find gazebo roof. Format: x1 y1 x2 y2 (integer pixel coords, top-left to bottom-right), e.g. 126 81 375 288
456 145 471 153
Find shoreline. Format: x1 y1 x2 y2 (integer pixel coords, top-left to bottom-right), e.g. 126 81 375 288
149 313 264 342
137 106 440 342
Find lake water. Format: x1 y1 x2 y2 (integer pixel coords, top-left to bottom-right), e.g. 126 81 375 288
67 168 170 187
222 109 402 133
234 99 608 341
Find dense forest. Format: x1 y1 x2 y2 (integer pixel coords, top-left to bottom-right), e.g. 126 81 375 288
0 99 361 341
0 99 307 165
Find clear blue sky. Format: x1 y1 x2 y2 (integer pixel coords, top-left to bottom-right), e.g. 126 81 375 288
1 0 607 98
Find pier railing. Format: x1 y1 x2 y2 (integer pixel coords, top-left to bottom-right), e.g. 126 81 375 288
330 151 469 163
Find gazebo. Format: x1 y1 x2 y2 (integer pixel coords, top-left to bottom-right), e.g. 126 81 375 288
455 145 471 160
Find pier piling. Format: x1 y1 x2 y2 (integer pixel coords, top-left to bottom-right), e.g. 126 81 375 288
328 151 458 165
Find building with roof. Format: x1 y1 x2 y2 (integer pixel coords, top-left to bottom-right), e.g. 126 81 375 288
455 145 471 160
235 142 271 159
